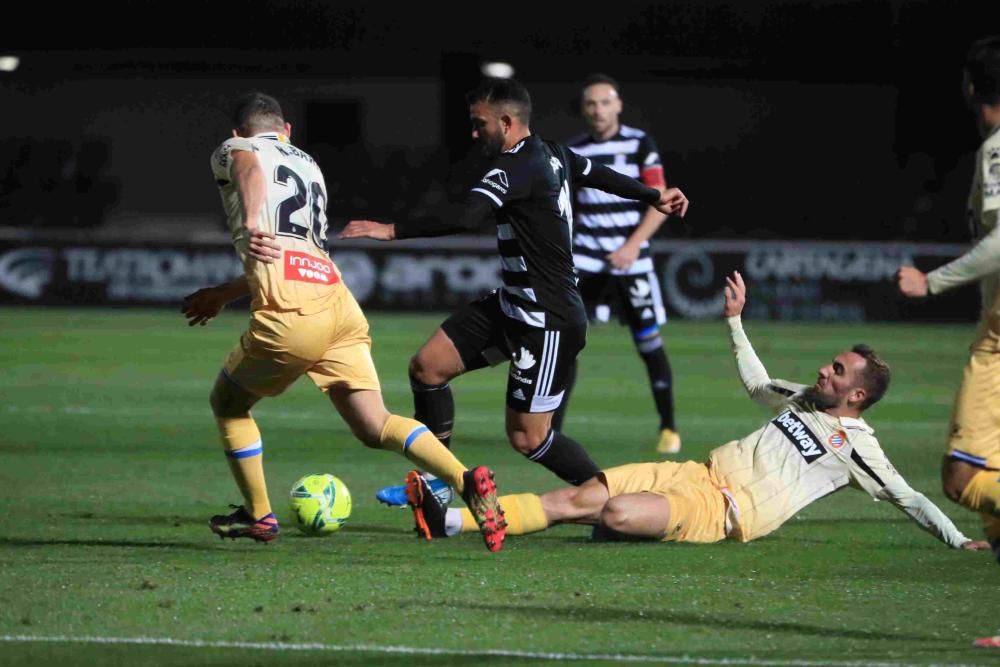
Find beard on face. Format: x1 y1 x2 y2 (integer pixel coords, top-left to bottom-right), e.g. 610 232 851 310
475 131 505 158
800 386 838 410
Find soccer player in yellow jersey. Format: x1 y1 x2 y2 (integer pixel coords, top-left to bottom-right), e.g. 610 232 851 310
896 37 1000 561
405 271 991 553
181 92 505 551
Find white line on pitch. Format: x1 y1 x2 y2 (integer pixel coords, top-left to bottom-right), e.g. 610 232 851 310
0 635 982 667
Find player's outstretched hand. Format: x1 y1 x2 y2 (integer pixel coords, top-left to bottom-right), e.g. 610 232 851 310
181 287 226 327
653 187 689 218
960 540 992 551
896 265 929 298
339 220 396 241
723 271 746 318
248 229 281 264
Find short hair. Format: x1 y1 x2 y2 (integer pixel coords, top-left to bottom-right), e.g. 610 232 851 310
851 344 890 410
232 92 285 135
582 73 621 98
965 36 1000 105
466 78 532 125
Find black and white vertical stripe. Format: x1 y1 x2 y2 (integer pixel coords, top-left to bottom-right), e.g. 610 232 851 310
529 330 565 413
536 330 560 397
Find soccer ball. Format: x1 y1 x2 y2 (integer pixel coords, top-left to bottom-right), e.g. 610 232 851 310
289 473 352 536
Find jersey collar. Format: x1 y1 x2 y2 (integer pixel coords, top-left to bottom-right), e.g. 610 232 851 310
838 415 874 434
253 132 289 143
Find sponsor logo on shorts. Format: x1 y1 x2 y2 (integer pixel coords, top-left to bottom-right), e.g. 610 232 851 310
284 251 339 285
513 347 536 370
629 278 654 307
828 431 845 449
771 409 827 463
510 369 533 385
511 388 526 401
629 278 651 298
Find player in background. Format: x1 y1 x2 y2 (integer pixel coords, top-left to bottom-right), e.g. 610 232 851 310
553 73 684 456
335 78 689 507
406 272 991 554
896 36 1000 562
182 92 506 552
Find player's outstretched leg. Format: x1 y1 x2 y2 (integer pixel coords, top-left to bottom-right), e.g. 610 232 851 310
447 479 607 539
330 388 505 552
377 330 463 506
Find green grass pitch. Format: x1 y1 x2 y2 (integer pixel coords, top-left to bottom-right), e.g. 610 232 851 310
0 307 995 666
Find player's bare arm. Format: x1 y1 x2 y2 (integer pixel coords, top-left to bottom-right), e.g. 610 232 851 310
607 189 669 270
181 276 249 327
230 150 267 233
340 220 397 241
896 265 929 298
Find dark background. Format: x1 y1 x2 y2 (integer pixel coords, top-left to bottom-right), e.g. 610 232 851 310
1 0 997 241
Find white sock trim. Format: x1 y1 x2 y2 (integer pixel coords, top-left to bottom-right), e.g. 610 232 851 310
444 509 463 537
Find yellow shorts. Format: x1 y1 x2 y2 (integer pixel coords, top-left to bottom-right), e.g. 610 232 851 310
946 350 1000 469
600 460 727 543
222 287 381 397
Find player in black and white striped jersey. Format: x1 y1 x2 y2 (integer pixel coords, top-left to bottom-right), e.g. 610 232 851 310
340 78 689 501
553 74 686 457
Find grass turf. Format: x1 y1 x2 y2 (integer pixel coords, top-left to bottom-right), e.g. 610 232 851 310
0 307 995 666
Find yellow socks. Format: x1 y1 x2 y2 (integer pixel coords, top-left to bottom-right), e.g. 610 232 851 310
379 415 466 494
959 469 1000 517
216 415 272 519
458 494 548 535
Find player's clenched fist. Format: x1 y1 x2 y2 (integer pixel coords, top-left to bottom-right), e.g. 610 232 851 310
896 265 929 298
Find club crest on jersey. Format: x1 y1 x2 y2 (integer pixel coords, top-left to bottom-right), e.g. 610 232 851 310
828 431 846 449
772 410 827 463
284 251 339 286
481 169 509 195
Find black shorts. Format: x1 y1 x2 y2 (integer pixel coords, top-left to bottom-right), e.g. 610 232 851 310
577 270 667 336
441 291 586 413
